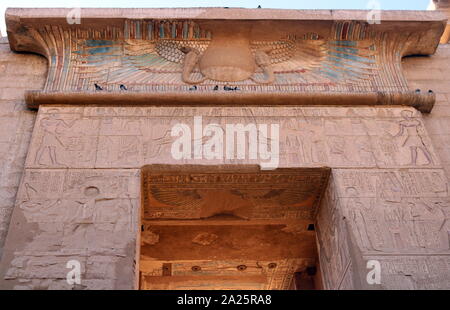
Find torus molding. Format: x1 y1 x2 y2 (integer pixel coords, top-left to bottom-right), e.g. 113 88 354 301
5 8 447 111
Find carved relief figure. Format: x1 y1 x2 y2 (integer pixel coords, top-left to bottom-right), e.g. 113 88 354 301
283 133 303 163
316 185 348 289
303 118 328 164
394 110 433 165
35 111 77 166
383 202 415 250
144 126 173 160
116 136 140 165
354 136 376 166
149 186 253 219
378 133 399 165
18 174 71 224
74 186 101 222
19 183 61 222
327 136 351 164
407 199 447 249
377 172 403 203
346 188 384 251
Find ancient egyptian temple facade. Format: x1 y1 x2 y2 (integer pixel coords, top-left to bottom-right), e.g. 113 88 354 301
0 5 450 290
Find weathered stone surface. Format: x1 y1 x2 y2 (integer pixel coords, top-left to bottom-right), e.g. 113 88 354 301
360 255 450 290
0 7 450 290
1 103 448 290
403 43 450 182
0 169 139 289
5 8 445 112
316 176 354 290
0 39 47 259
24 106 441 169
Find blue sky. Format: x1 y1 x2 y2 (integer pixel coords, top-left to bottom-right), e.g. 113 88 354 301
0 0 432 37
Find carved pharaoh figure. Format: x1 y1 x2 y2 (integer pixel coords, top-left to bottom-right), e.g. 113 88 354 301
394 110 433 165
35 111 77 167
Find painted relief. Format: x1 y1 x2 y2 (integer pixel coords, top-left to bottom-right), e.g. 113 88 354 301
139 165 328 290
2 8 449 291
72 21 377 86
24 20 421 94
141 166 330 220
140 259 313 290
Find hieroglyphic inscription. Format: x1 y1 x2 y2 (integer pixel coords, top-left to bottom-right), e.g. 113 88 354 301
26 106 440 169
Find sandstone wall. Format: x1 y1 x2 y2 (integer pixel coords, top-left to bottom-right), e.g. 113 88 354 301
0 37 449 290
0 37 46 259
0 105 448 289
403 44 450 181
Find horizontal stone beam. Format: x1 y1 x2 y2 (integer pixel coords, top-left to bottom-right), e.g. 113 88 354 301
25 90 436 113
5 7 449 22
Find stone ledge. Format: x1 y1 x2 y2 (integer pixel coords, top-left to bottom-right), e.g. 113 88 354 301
5 8 449 21
24 90 437 113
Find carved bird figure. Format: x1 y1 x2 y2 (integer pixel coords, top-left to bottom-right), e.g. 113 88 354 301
75 22 376 87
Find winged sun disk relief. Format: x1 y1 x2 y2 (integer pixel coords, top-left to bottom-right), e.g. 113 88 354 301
149 186 316 219
155 38 322 84
161 35 376 83
150 38 371 84
77 34 376 86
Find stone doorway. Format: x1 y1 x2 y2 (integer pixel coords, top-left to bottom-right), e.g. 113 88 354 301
138 165 330 290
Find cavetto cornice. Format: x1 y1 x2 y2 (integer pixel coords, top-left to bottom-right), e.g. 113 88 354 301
5 8 448 112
